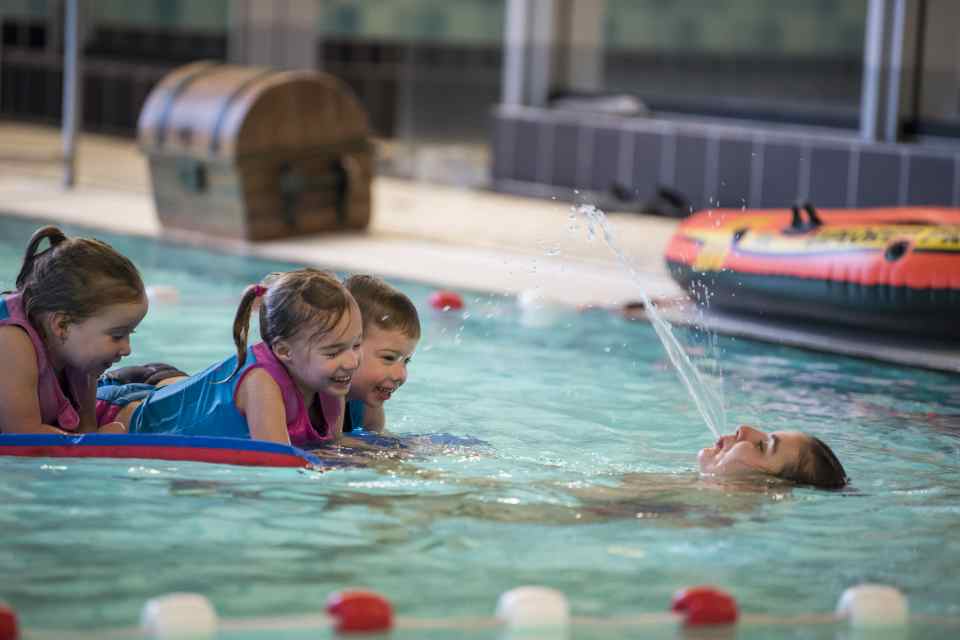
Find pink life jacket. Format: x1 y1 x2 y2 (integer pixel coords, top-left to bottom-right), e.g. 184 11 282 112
237 342 341 447
0 292 88 431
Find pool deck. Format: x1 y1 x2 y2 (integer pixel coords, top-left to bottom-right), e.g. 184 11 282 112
1 122 957 374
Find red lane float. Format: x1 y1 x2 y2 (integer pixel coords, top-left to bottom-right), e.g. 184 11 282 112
671 586 739 626
665 205 960 336
0 603 17 640
429 290 464 311
326 590 394 633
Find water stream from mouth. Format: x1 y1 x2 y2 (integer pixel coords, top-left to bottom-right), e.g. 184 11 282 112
574 204 725 439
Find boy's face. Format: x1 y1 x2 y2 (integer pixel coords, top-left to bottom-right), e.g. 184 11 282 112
349 325 418 408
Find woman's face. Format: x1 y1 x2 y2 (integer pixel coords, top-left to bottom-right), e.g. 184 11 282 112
698 425 810 479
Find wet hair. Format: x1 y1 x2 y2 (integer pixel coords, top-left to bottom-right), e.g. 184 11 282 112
344 274 420 340
9 225 145 333
780 436 848 489
225 268 353 381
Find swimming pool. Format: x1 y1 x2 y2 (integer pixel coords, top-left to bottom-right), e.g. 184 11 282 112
1 214 958 639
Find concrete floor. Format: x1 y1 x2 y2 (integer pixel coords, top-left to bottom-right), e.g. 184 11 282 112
0 123 682 307
1 122 957 374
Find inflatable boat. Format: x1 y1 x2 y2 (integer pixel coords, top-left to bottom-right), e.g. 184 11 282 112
665 205 960 336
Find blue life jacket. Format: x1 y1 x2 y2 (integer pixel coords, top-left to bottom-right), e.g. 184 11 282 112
126 347 258 439
343 398 365 433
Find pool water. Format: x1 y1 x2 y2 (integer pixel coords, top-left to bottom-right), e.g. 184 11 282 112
1 216 958 639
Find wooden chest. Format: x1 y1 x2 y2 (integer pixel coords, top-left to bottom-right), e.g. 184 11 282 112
137 62 372 241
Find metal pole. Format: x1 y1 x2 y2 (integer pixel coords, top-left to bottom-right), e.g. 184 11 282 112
0 16 4 116
502 0 530 106
62 0 80 188
884 0 908 142
527 0 558 108
860 0 888 142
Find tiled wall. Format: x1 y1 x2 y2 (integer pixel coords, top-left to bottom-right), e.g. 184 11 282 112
318 0 504 43
492 106 960 210
604 0 867 56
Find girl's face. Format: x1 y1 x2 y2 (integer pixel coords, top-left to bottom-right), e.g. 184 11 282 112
277 299 363 398
53 298 148 376
697 425 810 479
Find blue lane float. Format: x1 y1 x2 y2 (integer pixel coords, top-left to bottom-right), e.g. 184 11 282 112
0 433 322 468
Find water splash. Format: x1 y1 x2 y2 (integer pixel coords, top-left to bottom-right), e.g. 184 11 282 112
574 204 726 439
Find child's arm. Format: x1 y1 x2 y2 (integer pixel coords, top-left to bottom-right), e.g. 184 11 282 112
77 375 127 434
235 368 292 445
0 326 71 435
363 405 386 432
335 403 390 450
318 391 345 441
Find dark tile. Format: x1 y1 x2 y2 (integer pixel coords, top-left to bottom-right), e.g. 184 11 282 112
857 150 902 207
907 154 955 205
628 130 662 203
490 115 514 181
759 142 802 208
589 127 622 194
715 139 752 208
808 146 851 207
674 134 707 210
550 122 580 188
512 118 540 184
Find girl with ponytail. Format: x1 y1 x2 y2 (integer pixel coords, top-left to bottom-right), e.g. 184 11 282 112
0 226 147 435
114 269 361 447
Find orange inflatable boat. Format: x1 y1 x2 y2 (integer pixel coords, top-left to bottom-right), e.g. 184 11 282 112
665 205 960 336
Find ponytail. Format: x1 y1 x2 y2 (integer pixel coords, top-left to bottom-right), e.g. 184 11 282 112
16 226 68 290
221 284 266 382
11 225 144 331
218 269 351 382
781 436 849 489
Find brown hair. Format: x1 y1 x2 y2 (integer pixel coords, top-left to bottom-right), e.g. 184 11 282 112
780 436 848 489
11 225 145 332
225 268 353 381
344 274 420 339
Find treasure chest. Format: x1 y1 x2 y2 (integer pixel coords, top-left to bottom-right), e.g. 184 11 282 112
137 61 372 240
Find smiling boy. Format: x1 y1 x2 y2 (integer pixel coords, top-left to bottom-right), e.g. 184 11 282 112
342 275 420 433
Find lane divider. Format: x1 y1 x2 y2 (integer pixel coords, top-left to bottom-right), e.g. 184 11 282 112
12 583 931 639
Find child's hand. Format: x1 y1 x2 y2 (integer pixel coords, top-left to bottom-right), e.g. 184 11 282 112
101 362 187 386
97 421 128 435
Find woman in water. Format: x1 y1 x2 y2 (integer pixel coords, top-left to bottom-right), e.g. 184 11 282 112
331 423 848 490
160 426 847 533
697 425 847 489
301 425 849 529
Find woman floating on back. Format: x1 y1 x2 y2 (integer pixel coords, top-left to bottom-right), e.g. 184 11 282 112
107 268 362 446
0 226 147 435
698 425 847 489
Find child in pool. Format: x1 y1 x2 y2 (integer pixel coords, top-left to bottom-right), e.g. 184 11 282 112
0 226 147 435
342 275 420 433
697 425 847 489
318 427 848 528
108 268 362 447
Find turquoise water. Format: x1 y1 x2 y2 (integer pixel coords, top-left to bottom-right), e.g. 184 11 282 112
1 215 958 639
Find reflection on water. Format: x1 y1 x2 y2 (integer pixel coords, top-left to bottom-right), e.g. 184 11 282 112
165 447 790 531
2 215 960 635
318 469 791 530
